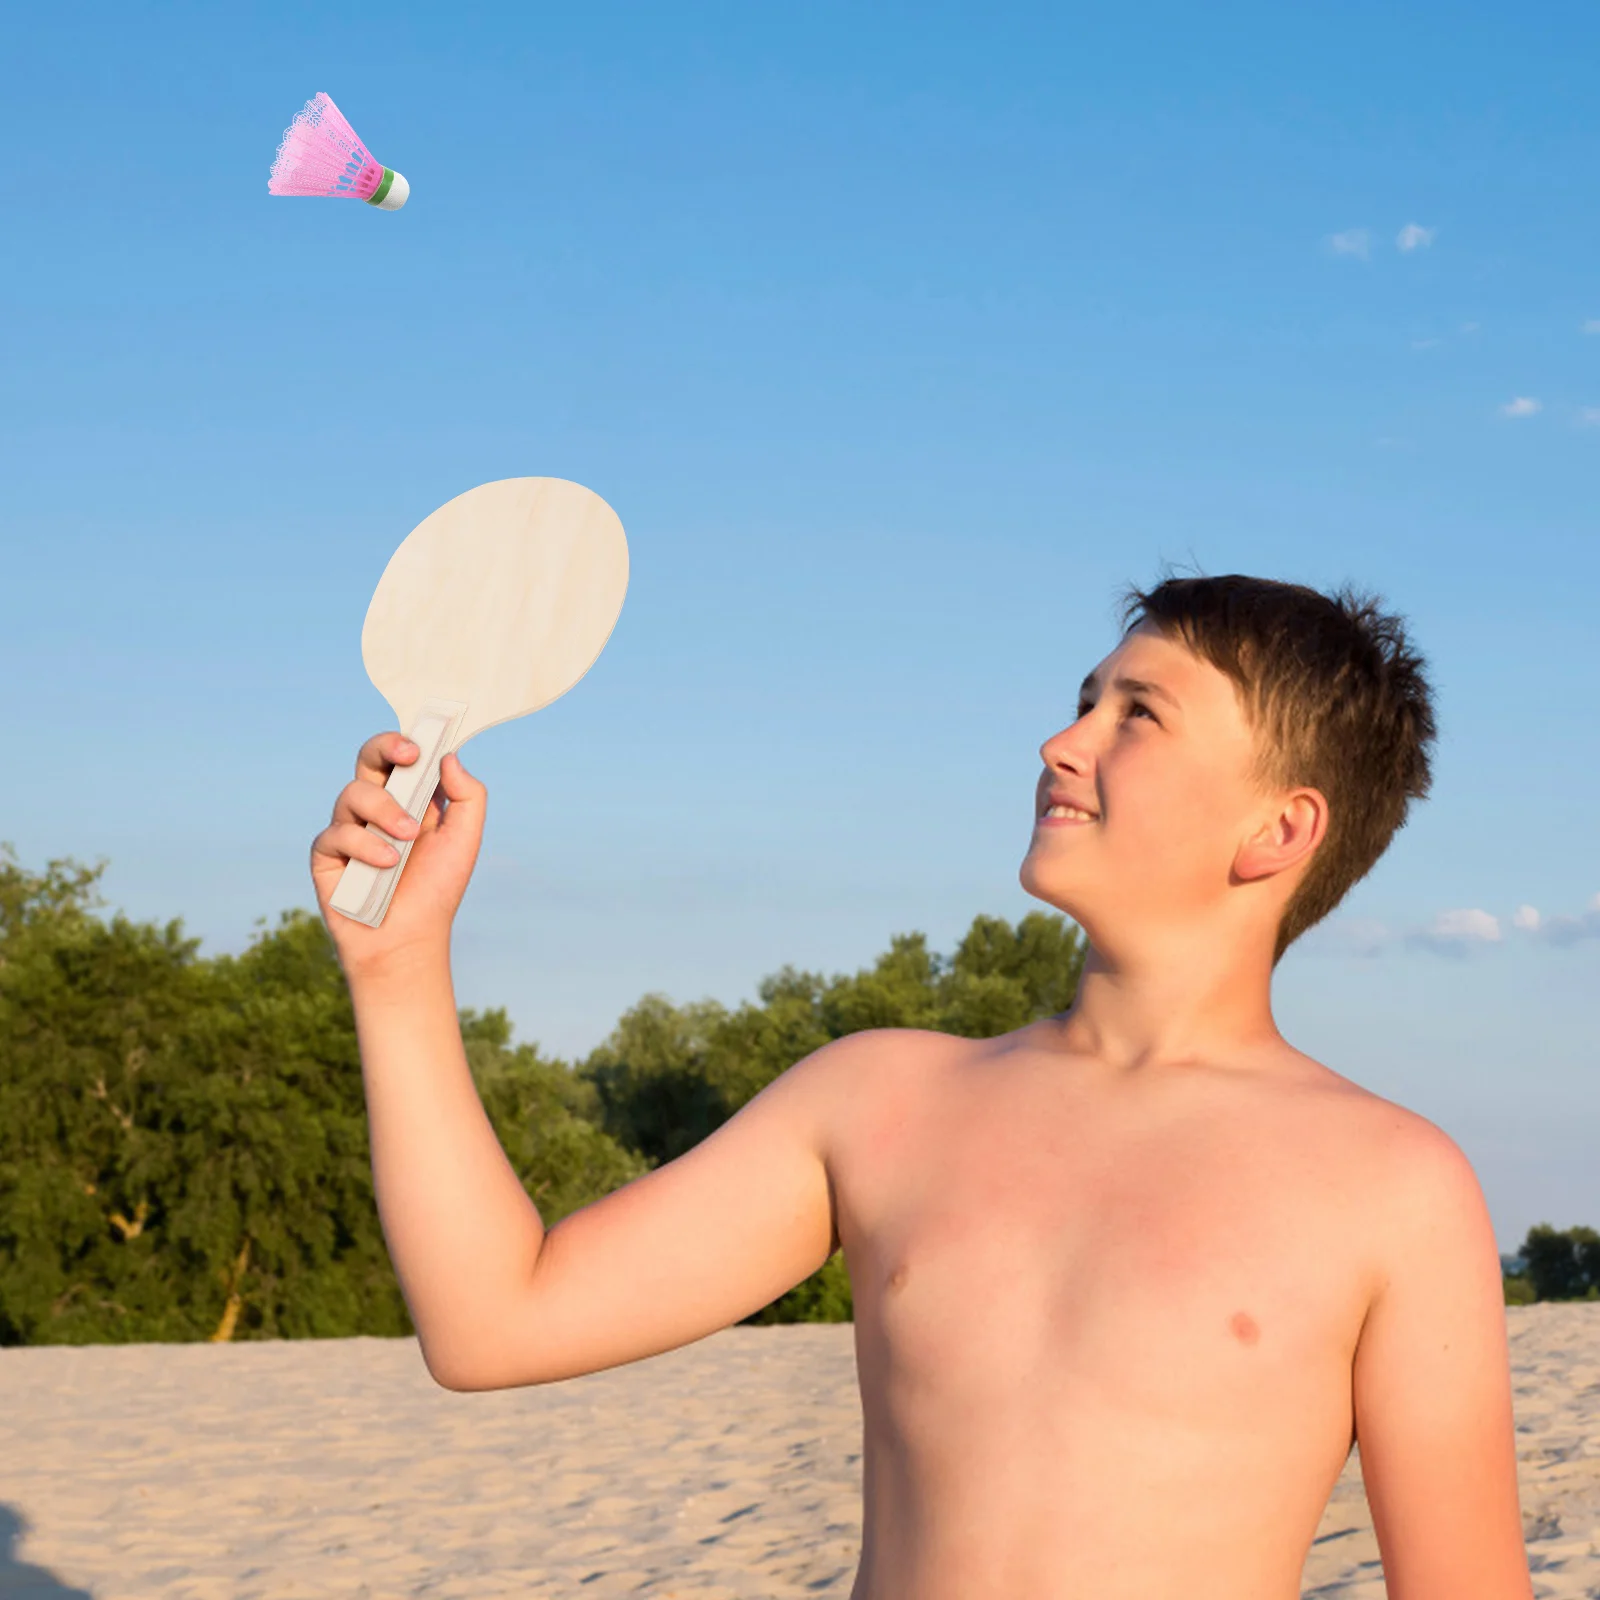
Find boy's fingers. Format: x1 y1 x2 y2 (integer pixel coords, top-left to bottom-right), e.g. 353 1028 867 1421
332 777 421 838
311 821 401 872
355 732 417 783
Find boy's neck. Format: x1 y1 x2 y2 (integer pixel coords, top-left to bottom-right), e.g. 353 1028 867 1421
1051 928 1285 1075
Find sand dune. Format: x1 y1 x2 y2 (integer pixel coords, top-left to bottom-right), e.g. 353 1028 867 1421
0 1304 1594 1598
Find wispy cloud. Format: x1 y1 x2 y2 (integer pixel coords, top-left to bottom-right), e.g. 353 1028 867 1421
1327 228 1371 260
1578 408 1600 428
1511 892 1600 946
1461 321 1480 335
1309 895 1600 959
1309 908 1500 959
1583 319 1600 335
1408 907 1502 954
1396 223 1436 252
1410 337 1443 352
1501 396 1542 418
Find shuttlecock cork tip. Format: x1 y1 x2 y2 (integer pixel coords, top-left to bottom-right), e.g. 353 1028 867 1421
368 168 409 210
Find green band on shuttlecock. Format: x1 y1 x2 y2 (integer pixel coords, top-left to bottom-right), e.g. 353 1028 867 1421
367 168 397 207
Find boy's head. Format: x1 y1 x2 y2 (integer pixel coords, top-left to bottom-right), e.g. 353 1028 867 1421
1019 574 1436 965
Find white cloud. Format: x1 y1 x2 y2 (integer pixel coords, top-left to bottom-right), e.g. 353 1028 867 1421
1410 337 1442 351
1583 319 1600 335
1409 908 1502 953
1578 408 1600 428
1312 908 1497 958
1327 228 1371 259
1396 223 1436 252
1501 396 1542 418
1511 894 1600 946
1530 895 1600 946
1461 321 1480 334
1313 896 1600 958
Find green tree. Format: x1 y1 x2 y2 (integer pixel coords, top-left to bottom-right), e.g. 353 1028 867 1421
1502 1273 1536 1306
0 851 642 1345
583 913 1086 1167
0 870 410 1345
1519 1224 1600 1302
0 842 1091 1341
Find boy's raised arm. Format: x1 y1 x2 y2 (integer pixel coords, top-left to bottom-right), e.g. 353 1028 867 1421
1351 1123 1534 1600
311 735 839 1390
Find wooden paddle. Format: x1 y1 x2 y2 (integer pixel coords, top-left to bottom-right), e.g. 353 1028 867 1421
329 476 629 928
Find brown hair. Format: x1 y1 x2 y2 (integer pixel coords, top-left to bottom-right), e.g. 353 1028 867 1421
1121 574 1437 961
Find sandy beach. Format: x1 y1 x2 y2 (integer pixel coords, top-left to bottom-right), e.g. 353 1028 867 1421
0 1303 1594 1599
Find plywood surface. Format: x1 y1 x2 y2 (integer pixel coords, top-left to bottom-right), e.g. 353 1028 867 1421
361 476 629 744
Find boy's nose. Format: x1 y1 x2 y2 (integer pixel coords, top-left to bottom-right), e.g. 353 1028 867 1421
1039 725 1092 773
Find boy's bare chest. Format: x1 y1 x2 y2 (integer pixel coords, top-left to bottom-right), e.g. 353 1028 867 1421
837 1058 1381 1443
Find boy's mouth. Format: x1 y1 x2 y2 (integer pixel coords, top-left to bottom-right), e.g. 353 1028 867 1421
1039 798 1100 824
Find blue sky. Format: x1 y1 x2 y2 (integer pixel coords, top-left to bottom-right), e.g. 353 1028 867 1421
3 2 1596 1249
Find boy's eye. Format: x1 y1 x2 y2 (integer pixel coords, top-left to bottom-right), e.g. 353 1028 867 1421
1075 697 1157 723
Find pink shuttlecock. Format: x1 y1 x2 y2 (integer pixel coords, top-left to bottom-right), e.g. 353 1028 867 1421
268 93 408 210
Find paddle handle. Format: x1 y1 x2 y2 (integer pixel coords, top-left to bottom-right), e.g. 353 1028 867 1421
328 699 469 928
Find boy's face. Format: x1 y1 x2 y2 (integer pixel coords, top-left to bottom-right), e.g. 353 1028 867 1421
1019 622 1277 945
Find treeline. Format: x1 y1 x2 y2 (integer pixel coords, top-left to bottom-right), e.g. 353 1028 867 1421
0 848 1086 1344
1 849 1589 1346
1502 1229 1600 1305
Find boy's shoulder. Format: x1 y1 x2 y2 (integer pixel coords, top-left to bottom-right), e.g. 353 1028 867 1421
790 1022 1481 1210
1256 1045 1484 1209
1256 1049 1496 1309
1275 1048 1477 1177
787 1024 988 1084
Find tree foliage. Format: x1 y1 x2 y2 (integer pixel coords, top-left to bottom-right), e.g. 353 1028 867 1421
0 847 1088 1343
0 850 640 1345
1513 1224 1600 1303
582 914 1088 1165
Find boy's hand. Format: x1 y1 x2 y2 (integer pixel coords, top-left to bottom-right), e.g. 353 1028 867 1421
310 733 487 974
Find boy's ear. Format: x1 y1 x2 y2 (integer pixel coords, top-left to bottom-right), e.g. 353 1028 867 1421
1234 787 1328 884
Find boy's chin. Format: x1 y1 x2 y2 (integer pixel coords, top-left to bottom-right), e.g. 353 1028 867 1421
1018 855 1086 919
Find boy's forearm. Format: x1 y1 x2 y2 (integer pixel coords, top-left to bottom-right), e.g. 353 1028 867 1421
350 945 545 1384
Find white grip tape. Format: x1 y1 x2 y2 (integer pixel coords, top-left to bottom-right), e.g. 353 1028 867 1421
328 699 468 928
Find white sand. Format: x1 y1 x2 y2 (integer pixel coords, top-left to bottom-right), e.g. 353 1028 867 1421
0 1304 1593 1598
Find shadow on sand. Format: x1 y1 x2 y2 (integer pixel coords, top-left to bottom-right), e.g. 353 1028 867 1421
0 1505 94 1599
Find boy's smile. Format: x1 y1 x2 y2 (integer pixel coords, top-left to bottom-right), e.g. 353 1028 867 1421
1035 799 1100 826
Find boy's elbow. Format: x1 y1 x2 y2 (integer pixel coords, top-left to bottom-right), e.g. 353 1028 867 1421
417 1329 558 1393
417 1338 485 1392
426 1362 487 1394
417 1333 512 1393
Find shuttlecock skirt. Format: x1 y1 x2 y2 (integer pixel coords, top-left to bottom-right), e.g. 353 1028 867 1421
268 92 408 210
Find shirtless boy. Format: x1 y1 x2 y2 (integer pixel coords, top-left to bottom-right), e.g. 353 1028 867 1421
311 573 1533 1599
